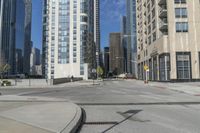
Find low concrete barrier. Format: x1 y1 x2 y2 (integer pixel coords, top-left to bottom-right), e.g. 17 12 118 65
6 79 50 86
53 77 83 85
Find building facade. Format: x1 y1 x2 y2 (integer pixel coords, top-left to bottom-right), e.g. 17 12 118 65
109 33 124 75
0 0 32 75
42 0 98 80
24 0 32 75
103 47 110 76
126 0 137 77
121 16 128 73
136 0 200 81
94 0 101 67
30 47 41 75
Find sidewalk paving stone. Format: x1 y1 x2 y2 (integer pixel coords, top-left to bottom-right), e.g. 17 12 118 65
0 95 82 133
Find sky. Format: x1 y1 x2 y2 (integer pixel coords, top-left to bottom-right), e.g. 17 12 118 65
31 0 126 50
100 0 126 48
31 0 43 50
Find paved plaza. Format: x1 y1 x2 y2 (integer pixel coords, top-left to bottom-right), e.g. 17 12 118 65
1 80 200 133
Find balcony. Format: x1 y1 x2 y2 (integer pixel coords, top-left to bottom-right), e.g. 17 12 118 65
159 20 168 34
158 0 167 5
159 6 167 18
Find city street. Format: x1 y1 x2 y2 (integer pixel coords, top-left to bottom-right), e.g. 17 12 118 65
1 80 200 133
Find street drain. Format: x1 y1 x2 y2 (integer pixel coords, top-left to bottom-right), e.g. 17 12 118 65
84 121 118 125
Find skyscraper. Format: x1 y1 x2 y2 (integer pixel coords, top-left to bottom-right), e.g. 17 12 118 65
42 0 98 80
121 16 128 73
103 47 110 76
0 0 32 75
109 33 124 75
30 47 41 75
136 0 200 81
24 0 32 75
126 0 137 77
94 0 101 67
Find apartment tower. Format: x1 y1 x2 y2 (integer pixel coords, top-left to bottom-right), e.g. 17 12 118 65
136 0 200 81
42 0 97 80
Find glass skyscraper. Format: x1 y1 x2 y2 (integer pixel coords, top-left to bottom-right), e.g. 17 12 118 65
0 0 32 75
126 0 137 77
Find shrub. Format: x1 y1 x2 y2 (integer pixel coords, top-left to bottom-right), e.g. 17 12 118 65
1 80 11 86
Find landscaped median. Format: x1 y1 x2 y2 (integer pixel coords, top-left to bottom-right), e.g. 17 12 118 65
0 95 83 133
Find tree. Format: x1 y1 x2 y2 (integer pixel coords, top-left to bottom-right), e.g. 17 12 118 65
0 64 11 80
97 66 104 78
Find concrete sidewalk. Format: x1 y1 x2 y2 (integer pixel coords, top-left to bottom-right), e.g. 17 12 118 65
149 82 200 96
0 80 101 90
0 95 82 133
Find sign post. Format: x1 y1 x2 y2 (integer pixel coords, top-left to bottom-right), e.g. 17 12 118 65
144 65 149 84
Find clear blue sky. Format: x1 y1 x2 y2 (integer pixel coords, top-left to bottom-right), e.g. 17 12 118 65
31 0 126 50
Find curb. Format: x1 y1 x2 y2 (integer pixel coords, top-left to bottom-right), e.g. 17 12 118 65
0 83 101 90
61 104 83 133
0 95 83 133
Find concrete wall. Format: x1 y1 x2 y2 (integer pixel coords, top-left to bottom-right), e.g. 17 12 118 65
53 77 83 85
7 79 50 86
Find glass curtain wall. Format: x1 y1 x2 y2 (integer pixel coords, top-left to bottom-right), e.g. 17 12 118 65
159 54 170 81
176 52 191 80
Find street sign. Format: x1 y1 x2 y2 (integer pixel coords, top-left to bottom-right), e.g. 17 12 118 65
144 65 149 71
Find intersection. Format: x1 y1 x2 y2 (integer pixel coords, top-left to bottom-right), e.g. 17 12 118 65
1 80 200 133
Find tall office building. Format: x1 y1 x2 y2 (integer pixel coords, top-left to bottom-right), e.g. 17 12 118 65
126 0 137 77
121 16 128 73
103 47 110 76
24 0 32 75
30 47 41 75
0 0 32 75
42 0 98 80
94 0 101 67
136 0 200 81
109 33 124 75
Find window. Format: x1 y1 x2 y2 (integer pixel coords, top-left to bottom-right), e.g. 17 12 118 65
159 54 170 81
152 20 156 30
176 52 191 80
147 4 150 12
175 0 186 4
58 0 70 64
148 36 151 45
148 25 151 34
175 8 187 18
152 8 155 18
153 32 156 42
176 22 188 32
148 15 151 23
151 0 155 6
149 59 152 80
80 16 88 22
73 58 77 63
153 57 158 80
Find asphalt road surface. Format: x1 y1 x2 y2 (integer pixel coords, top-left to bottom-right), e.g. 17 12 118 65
1 80 200 133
